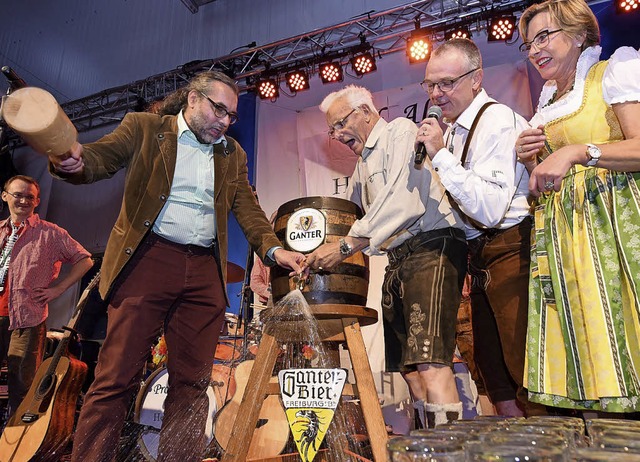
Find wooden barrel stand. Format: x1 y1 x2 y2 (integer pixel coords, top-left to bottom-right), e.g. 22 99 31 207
222 197 387 461
220 304 388 462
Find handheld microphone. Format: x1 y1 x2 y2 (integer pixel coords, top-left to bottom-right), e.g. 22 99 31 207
1 66 27 91
415 105 442 166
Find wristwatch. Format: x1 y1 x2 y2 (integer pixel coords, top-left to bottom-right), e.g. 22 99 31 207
339 238 353 257
585 143 601 167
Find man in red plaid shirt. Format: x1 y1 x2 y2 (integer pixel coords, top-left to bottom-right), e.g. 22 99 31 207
0 175 93 416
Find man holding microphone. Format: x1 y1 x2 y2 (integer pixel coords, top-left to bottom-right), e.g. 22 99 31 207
416 38 542 416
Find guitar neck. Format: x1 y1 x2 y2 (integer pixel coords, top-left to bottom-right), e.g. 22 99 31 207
39 271 101 387
66 270 101 333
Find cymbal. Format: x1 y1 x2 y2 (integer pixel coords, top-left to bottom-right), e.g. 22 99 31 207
226 262 245 283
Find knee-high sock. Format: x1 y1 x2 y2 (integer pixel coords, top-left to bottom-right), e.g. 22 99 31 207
425 401 463 428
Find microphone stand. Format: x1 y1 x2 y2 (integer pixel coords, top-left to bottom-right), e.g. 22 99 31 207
2 66 28 92
237 241 255 359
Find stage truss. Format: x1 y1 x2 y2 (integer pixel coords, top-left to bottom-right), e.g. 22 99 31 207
3 0 586 146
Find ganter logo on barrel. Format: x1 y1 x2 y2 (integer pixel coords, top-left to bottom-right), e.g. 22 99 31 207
286 208 326 253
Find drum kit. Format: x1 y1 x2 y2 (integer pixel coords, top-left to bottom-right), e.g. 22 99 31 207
133 261 266 462
133 367 219 462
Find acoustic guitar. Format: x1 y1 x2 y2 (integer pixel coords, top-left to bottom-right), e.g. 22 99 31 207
0 272 100 462
212 360 289 460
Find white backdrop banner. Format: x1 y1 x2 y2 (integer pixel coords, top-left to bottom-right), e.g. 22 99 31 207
295 61 533 200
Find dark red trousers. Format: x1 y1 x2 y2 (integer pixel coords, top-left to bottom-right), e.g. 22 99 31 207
71 234 226 462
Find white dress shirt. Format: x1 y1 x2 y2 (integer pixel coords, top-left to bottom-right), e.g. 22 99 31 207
431 89 531 240
347 117 463 255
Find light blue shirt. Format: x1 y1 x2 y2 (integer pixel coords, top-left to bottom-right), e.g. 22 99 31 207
153 111 224 247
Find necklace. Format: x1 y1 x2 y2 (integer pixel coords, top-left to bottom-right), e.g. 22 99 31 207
543 84 574 108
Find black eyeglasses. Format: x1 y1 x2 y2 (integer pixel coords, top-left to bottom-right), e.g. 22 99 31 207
519 29 563 53
328 108 358 138
421 68 479 94
4 191 37 202
198 91 239 125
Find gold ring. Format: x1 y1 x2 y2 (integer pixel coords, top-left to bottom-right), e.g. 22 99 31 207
318 266 323 272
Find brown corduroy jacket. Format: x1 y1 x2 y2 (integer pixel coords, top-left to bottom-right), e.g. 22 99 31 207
52 112 280 303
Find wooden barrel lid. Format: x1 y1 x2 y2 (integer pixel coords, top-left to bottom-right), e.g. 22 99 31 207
276 196 363 218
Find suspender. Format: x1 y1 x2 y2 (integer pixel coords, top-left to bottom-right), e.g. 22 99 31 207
459 101 498 167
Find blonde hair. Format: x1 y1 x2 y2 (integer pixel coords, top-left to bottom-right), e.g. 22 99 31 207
519 0 600 52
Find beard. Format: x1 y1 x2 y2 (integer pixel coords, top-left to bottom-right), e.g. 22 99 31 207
187 111 226 145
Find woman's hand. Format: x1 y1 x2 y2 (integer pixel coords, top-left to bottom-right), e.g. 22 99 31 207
516 125 546 172
529 144 584 197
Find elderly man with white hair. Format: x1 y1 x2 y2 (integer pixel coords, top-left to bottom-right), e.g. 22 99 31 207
305 84 467 428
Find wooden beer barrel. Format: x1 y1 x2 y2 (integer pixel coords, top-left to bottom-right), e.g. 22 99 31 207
270 196 376 340
271 196 369 305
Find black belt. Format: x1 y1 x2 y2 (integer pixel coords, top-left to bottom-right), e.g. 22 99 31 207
148 232 215 256
387 227 466 264
472 215 532 242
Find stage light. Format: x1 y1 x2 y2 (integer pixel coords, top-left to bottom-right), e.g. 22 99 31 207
285 69 310 92
256 77 279 100
616 0 638 13
350 52 377 76
445 27 472 40
319 62 344 84
487 15 516 42
407 29 431 63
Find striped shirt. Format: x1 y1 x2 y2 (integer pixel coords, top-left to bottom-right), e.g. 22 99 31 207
152 111 224 247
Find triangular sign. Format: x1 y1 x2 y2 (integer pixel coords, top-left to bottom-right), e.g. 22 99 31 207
278 368 347 462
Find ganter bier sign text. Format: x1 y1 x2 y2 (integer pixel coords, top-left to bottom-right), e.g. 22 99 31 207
279 368 347 462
